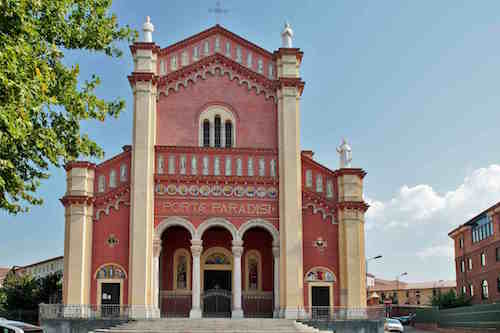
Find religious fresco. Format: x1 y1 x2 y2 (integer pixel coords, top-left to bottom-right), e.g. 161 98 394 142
305 268 335 282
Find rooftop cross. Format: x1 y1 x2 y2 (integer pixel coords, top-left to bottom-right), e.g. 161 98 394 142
209 0 229 24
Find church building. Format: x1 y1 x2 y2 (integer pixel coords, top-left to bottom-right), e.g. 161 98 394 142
61 18 368 319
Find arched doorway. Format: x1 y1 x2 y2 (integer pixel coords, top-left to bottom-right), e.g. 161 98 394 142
159 225 193 317
201 227 233 317
240 226 275 317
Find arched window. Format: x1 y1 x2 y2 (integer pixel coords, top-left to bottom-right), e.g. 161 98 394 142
214 116 221 148
245 250 262 291
203 120 210 147
305 170 312 187
173 249 191 290
157 155 164 174
482 280 489 299
98 175 105 193
199 107 236 148
225 121 232 147
109 170 117 188
120 164 127 182
316 174 323 192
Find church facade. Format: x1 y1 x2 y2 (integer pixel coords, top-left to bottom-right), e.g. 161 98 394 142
61 19 368 319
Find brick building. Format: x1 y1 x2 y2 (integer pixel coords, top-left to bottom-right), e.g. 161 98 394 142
449 201 500 304
61 19 369 319
13 256 64 280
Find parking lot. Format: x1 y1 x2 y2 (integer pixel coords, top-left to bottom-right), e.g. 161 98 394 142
385 327 438 333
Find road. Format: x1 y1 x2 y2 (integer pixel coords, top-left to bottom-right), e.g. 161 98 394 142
385 327 439 333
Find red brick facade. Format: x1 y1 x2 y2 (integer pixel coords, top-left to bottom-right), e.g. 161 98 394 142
449 202 500 304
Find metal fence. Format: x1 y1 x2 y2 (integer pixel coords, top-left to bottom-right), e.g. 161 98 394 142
415 303 500 330
242 292 273 318
160 291 191 318
298 306 385 321
39 304 154 320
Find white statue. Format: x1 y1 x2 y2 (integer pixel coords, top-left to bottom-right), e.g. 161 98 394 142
142 16 154 43
336 138 352 168
281 21 293 48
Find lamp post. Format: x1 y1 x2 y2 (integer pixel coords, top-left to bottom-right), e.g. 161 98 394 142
366 255 382 296
396 272 408 305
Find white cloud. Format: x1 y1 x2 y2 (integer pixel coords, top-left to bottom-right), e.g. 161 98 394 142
366 164 500 230
365 164 500 281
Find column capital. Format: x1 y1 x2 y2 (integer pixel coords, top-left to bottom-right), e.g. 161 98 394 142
272 246 280 258
191 245 203 257
153 238 162 257
232 246 244 257
232 240 243 247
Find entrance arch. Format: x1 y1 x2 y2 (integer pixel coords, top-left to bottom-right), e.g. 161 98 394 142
155 216 196 240
238 219 279 245
196 217 238 241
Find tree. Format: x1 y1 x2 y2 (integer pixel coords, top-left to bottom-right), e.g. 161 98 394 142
0 269 39 312
0 0 137 214
431 289 471 309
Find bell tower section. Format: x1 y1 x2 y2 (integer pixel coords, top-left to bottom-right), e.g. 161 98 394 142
275 23 306 318
127 17 159 317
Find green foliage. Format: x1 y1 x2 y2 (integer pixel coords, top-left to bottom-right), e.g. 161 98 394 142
0 270 63 312
0 0 137 214
431 289 472 309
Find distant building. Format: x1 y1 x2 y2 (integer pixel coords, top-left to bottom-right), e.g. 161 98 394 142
14 256 64 280
449 201 500 304
370 278 456 305
367 273 375 289
0 267 10 287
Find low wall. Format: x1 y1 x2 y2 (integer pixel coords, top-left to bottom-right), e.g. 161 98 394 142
414 303 500 332
40 319 127 333
300 319 384 333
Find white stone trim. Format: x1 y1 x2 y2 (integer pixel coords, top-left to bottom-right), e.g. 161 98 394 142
302 203 336 223
95 197 129 220
198 105 236 148
196 217 238 240
155 216 196 240
158 63 277 101
238 218 279 245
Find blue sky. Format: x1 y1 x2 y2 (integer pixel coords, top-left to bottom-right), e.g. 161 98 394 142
1 0 500 283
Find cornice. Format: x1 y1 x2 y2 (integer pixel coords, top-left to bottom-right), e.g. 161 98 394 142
273 48 304 65
277 77 305 96
64 161 96 172
129 42 160 55
336 201 370 213
60 195 94 207
94 184 130 205
335 168 367 179
127 72 158 86
155 145 278 155
301 153 338 178
157 53 277 101
155 174 278 186
158 25 274 59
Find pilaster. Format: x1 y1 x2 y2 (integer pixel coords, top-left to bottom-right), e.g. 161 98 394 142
232 240 244 318
61 162 95 306
128 41 159 311
190 240 203 319
337 169 368 308
275 47 305 317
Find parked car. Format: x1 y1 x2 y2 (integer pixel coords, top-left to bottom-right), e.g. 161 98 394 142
392 313 415 325
384 318 404 332
0 318 43 333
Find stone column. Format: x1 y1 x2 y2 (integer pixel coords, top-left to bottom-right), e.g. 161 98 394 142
128 37 158 318
337 169 368 308
210 121 215 147
275 47 305 318
152 238 162 318
190 240 203 318
61 162 95 313
272 245 280 317
232 240 244 318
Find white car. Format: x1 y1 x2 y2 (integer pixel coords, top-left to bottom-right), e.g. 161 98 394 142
385 318 404 332
0 318 44 333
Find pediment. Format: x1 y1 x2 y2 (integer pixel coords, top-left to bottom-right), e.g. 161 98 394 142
157 25 276 83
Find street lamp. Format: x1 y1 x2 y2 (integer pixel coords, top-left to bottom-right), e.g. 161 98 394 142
366 255 383 294
395 272 408 304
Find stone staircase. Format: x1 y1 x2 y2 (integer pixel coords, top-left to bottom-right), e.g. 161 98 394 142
93 318 323 333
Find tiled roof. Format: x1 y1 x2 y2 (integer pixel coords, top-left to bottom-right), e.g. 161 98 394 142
371 278 456 291
0 267 10 280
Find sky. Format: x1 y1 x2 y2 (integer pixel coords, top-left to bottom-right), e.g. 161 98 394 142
1 0 500 283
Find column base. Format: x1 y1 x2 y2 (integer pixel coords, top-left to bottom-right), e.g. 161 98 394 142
128 305 159 319
283 307 306 320
273 308 281 318
189 307 202 319
231 309 244 319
